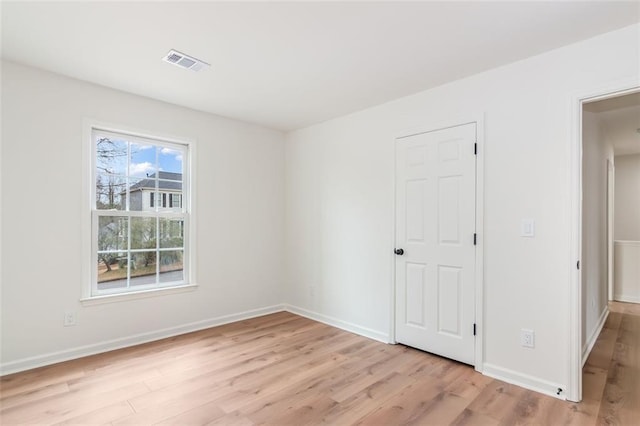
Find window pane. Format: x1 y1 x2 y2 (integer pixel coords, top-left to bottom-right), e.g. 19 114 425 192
97 252 127 287
170 193 182 208
160 218 184 248
96 138 127 176
158 181 182 210
98 216 128 251
130 143 157 178
131 217 156 250
159 146 183 175
96 174 126 210
127 178 152 211
130 251 157 285
159 250 183 283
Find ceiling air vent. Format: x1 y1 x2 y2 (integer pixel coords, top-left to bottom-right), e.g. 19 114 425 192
162 49 210 72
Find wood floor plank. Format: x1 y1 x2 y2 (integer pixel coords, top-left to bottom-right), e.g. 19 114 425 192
0 364 85 399
597 312 640 425
204 411 254 426
146 322 331 391
219 352 351 414
450 408 501 426
350 376 446 425
405 391 472 425
54 400 134 425
0 382 70 411
1 302 638 425
320 372 417 425
155 401 229 425
1 382 149 425
462 380 528 423
114 386 227 425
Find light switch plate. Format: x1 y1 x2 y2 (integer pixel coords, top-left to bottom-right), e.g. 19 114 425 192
521 219 535 237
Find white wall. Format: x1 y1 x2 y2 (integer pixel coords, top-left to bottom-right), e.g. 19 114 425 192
0 61 285 372
581 111 612 360
284 24 639 397
613 154 640 303
614 154 640 240
614 241 640 303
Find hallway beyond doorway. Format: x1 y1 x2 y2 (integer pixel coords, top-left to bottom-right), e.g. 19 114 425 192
581 301 639 424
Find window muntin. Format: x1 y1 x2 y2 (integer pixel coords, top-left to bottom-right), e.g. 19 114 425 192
92 128 189 296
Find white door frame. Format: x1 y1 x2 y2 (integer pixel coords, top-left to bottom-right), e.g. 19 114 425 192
390 115 485 372
568 80 639 402
607 158 615 302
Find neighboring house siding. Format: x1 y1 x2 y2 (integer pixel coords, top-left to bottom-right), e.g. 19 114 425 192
130 191 143 211
121 172 183 212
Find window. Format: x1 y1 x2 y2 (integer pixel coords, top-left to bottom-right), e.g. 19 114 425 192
170 193 182 208
90 128 190 297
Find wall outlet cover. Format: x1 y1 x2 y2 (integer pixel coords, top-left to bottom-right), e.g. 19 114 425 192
521 219 535 237
64 311 77 327
521 329 535 348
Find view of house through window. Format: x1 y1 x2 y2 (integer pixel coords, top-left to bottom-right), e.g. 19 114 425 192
92 128 189 296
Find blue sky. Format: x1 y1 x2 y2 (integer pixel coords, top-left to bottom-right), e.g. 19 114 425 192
97 137 183 179
130 142 183 178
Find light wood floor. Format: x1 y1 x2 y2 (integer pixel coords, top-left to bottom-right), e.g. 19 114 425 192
1 302 638 425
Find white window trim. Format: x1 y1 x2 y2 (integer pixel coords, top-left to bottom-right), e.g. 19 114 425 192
81 119 197 304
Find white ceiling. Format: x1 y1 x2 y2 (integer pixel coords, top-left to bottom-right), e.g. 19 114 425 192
2 1 639 131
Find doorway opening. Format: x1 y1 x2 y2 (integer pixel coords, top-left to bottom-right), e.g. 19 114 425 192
573 87 640 402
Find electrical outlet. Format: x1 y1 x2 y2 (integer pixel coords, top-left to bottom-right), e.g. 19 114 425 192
309 286 315 298
64 311 77 327
521 329 534 348
521 219 535 237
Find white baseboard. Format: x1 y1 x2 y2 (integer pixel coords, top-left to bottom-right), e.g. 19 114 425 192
0 304 285 376
582 307 609 367
482 363 566 400
283 304 390 344
613 294 640 304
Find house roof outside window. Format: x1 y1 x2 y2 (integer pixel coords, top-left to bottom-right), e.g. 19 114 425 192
128 171 182 192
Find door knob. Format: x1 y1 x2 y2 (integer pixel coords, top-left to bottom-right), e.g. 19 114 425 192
394 248 404 255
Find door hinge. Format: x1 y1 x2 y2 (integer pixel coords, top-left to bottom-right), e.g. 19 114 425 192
577 260 580 270
474 143 478 155
473 233 477 245
473 323 477 336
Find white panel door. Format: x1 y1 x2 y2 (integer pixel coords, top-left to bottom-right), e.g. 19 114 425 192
395 123 476 365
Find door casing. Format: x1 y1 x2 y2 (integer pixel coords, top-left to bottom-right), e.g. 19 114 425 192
390 115 485 373
569 79 639 403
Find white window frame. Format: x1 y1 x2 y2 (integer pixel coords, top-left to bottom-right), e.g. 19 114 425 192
81 120 197 303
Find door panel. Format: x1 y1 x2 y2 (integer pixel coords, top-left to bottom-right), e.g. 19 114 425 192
437 265 462 336
406 179 427 242
395 123 476 365
438 176 461 244
406 262 427 326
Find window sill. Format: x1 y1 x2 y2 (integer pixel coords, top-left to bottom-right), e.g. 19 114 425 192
80 283 198 306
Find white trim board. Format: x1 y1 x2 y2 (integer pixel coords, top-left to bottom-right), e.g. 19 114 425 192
283 304 390 344
613 294 640 304
482 363 566 400
1 303 390 376
582 307 609 367
0 304 285 376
